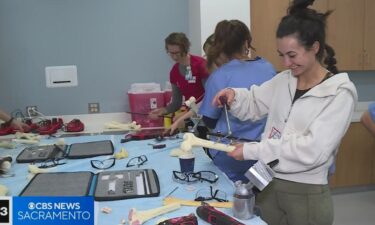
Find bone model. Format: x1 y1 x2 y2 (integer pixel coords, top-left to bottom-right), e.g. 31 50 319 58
180 133 235 153
185 96 198 114
12 132 41 144
128 203 180 225
104 121 141 130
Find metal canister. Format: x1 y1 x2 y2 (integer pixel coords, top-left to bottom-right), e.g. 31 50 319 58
232 180 255 220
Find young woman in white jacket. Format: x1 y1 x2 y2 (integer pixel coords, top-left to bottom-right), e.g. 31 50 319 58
213 0 357 224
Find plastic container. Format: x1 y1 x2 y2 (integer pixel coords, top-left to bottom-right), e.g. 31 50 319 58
128 83 164 127
232 181 255 220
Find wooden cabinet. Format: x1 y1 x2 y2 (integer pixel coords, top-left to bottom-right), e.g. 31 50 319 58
329 123 375 188
250 0 289 71
364 0 375 69
250 0 374 71
328 0 375 70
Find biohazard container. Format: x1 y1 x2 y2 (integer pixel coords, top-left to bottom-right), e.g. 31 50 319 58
128 83 164 127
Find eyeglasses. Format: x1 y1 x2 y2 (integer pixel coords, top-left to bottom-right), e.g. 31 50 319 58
91 157 116 170
37 145 67 169
166 51 181 56
195 186 228 202
172 171 219 184
126 155 148 167
38 158 67 169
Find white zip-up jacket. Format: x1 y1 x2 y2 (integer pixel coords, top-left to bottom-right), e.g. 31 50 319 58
230 70 358 184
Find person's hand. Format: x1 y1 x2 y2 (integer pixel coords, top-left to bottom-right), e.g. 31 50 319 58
227 143 244 160
11 120 30 132
173 110 187 122
169 120 184 135
148 108 167 120
212 88 235 108
162 126 179 136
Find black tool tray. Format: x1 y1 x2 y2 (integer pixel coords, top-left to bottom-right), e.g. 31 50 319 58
19 169 160 201
16 140 114 163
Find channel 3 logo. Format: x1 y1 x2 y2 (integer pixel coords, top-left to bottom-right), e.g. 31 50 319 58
0 197 11 224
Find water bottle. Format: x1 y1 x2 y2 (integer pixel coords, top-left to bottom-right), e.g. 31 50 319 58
232 180 255 220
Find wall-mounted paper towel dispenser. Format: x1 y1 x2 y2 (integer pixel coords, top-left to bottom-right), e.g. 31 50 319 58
45 65 78 88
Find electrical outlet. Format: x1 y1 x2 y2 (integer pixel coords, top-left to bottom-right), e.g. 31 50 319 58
88 103 100 113
26 106 38 117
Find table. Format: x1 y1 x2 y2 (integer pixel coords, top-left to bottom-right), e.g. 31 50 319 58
0 133 266 225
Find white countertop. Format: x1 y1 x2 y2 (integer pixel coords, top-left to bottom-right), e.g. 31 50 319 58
0 102 371 141
54 101 370 128
352 101 371 122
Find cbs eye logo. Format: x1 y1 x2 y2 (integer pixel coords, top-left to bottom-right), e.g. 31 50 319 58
0 200 9 223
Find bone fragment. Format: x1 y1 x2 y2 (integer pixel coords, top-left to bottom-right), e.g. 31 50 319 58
0 141 16 149
12 139 39 145
28 164 50 174
0 184 8 196
114 147 129 159
101 206 112 214
104 121 141 131
15 132 41 140
185 97 198 114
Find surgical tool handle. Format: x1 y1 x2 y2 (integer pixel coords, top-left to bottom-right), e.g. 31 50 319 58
219 96 230 110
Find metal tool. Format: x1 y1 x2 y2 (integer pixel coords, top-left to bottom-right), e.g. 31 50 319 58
206 132 259 143
219 96 232 139
165 186 179 198
147 143 166 149
245 159 279 191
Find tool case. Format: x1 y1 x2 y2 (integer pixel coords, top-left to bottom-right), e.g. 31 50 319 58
19 169 160 201
16 140 114 163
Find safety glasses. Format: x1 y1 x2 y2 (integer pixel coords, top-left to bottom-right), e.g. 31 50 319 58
126 155 148 167
172 171 219 184
37 145 67 169
91 157 116 170
195 186 228 202
38 158 67 169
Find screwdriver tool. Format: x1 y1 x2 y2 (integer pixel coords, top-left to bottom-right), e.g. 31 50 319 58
219 96 232 138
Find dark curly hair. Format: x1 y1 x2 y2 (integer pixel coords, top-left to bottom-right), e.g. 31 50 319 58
276 0 338 74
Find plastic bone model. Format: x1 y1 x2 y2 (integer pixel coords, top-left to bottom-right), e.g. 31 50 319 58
180 133 235 153
13 132 41 144
104 121 141 131
0 141 15 149
128 203 180 225
185 96 198 114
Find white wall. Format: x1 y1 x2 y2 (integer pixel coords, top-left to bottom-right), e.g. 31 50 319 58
188 0 251 56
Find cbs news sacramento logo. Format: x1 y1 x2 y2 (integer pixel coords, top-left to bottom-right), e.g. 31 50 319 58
0 196 94 225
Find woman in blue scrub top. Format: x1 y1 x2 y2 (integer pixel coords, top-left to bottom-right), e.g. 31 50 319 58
361 102 375 137
198 19 276 182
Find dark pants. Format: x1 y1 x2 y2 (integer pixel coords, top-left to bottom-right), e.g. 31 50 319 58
256 178 333 225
